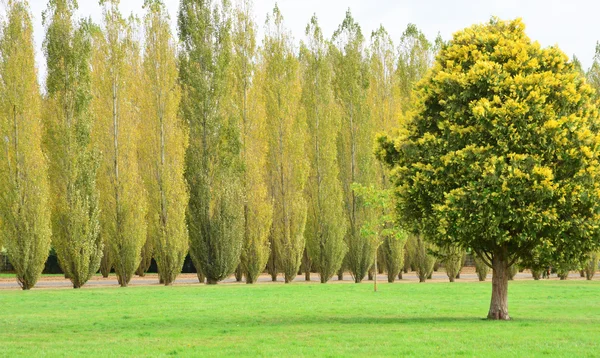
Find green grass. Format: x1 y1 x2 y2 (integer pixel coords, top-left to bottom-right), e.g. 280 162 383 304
0 280 599 357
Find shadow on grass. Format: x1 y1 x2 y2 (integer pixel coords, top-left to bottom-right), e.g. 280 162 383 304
152 314 558 329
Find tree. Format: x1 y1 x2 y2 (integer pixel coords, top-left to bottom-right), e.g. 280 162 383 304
584 251 599 280
377 18 600 319
352 183 405 289
332 9 375 283
433 245 463 282
140 0 189 286
230 0 272 284
0 0 52 290
93 0 147 287
42 0 101 289
179 0 244 284
367 25 405 284
300 15 347 283
396 24 436 115
474 256 489 281
260 6 308 283
89 23 111 278
587 43 600 95
412 235 434 282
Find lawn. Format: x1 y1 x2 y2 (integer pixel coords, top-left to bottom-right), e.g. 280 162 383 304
0 280 599 357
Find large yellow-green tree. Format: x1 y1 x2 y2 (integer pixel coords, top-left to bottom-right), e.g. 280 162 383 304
262 5 308 283
92 0 147 287
300 15 347 283
378 18 600 319
0 0 52 290
179 0 244 284
42 0 101 289
140 0 189 286
231 0 272 284
332 9 375 283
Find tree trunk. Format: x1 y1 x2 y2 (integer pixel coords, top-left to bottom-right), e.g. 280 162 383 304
448 275 455 283
207 278 218 285
235 265 243 282
196 271 205 283
337 270 343 281
488 253 510 320
398 271 402 280
117 275 128 288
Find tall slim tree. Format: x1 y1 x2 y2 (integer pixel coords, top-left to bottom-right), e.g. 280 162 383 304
300 15 347 283
368 25 403 282
140 0 189 286
92 0 147 287
0 0 52 290
89 24 111 278
231 0 272 284
262 5 308 283
332 9 375 283
42 0 101 289
179 0 244 284
396 24 435 115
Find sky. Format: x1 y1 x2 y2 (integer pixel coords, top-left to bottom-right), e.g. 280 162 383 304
23 0 600 84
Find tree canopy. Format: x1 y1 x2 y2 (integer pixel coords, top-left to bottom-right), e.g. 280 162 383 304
377 18 600 319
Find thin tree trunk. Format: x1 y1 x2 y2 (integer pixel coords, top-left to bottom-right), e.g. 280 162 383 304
235 265 243 282
196 270 205 283
488 251 510 320
374 249 378 292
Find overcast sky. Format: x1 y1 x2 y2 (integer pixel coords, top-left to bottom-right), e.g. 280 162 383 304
24 0 600 84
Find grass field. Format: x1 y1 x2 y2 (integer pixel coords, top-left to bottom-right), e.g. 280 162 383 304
0 280 599 357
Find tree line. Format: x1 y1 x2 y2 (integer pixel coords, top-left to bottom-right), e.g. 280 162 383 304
1 1 599 294
0 0 437 289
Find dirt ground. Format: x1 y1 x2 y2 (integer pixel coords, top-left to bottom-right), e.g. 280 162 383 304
0 266 595 290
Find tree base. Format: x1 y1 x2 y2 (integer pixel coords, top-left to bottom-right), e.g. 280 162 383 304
487 311 511 320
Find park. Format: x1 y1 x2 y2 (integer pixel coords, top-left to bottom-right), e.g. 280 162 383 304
0 272 599 356
2 0 600 356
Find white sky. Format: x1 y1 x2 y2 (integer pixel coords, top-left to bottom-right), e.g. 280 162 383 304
25 0 600 85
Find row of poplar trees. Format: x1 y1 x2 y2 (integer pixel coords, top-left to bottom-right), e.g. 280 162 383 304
0 0 436 289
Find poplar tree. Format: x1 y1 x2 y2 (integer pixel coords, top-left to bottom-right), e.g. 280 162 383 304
89 24 111 278
0 0 52 290
231 0 272 284
93 0 147 287
332 9 375 283
179 0 244 284
368 25 404 283
300 15 347 283
396 24 435 115
42 0 101 288
262 6 308 283
139 0 189 285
